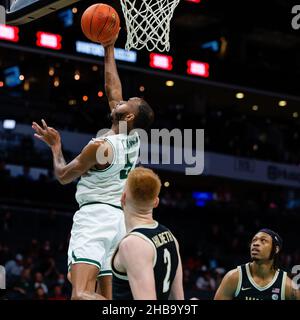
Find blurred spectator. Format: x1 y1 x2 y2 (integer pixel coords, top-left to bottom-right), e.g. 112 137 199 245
0 169 299 300
5 254 24 280
48 285 67 300
33 272 48 295
10 268 33 299
43 258 59 280
195 268 216 291
56 273 66 286
33 287 47 300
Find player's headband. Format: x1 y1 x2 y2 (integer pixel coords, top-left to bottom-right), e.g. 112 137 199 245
258 228 283 250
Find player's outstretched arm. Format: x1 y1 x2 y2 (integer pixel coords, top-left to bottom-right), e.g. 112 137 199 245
285 276 300 300
32 120 112 184
103 31 123 111
118 235 157 300
214 269 239 300
169 237 184 300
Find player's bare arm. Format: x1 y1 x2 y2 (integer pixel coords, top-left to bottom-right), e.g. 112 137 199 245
103 32 123 111
118 235 157 300
214 268 239 300
32 119 113 184
169 237 184 300
285 276 300 300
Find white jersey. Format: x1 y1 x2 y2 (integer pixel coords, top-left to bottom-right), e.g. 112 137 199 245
75 132 140 208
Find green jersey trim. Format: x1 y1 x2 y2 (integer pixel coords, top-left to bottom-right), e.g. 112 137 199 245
97 270 113 278
72 251 101 270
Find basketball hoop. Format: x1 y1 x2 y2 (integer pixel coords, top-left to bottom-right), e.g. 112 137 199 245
119 0 181 52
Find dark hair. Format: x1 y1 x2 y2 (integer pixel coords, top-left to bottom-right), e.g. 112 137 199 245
133 99 154 130
258 228 283 270
269 240 280 270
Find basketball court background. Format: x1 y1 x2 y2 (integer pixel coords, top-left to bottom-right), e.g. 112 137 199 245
0 0 300 300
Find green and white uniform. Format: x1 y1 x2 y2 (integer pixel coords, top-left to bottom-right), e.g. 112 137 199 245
68 132 140 276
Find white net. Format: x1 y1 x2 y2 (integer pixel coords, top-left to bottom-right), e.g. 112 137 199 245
120 0 181 52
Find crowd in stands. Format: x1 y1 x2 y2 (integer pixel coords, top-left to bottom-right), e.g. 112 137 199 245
2 103 300 167
1 105 300 299
1 241 70 300
1 169 300 300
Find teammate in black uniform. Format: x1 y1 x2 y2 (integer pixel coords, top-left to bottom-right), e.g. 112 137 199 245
111 167 184 300
214 229 300 300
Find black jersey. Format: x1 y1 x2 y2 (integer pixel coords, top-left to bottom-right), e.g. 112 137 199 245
112 221 179 300
234 263 287 300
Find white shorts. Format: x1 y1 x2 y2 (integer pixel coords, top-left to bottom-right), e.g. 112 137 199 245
67 203 126 277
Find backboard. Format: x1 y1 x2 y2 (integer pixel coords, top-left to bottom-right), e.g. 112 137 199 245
5 0 80 25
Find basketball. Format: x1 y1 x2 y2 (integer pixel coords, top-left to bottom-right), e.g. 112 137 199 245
81 3 120 44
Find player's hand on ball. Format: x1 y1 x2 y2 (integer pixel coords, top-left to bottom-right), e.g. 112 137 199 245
32 119 61 149
102 28 121 48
